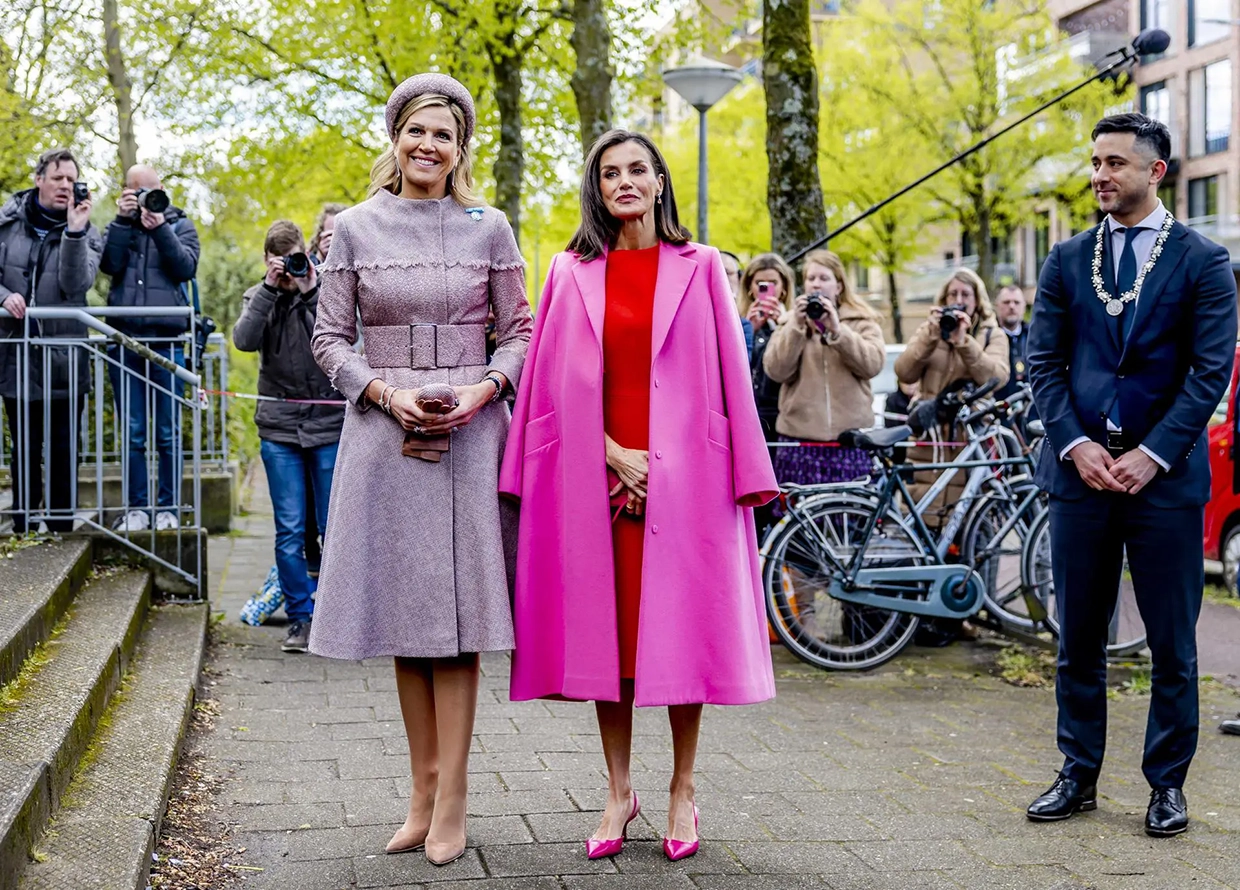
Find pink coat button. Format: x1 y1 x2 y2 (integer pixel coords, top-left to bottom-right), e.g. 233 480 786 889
651 525 659 534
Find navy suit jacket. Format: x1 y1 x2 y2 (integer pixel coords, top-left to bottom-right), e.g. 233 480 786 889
1028 220 1237 508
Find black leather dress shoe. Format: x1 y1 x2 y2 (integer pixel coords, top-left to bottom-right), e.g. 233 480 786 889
1145 788 1188 837
1026 775 1097 822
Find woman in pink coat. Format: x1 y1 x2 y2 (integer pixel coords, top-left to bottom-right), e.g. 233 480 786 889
499 130 778 863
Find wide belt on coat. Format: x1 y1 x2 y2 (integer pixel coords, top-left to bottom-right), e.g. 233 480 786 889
363 323 487 370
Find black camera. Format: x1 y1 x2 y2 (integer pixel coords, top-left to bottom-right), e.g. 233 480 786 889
72 182 90 206
939 304 968 341
134 187 170 214
283 252 311 278
193 313 217 372
806 291 827 321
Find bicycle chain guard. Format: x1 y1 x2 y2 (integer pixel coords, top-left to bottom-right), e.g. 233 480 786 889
830 565 986 619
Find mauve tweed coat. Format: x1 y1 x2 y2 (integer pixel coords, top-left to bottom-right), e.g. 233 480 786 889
307 190 532 660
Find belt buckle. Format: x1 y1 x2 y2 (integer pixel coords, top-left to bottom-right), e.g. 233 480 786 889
409 324 437 370
1106 429 1125 455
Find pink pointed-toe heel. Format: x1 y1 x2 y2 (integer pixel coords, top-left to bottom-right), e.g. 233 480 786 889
662 804 699 862
585 791 640 860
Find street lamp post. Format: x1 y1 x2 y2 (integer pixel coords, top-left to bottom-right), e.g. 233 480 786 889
662 59 744 245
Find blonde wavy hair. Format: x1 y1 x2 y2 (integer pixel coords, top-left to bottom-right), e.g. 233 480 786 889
739 253 795 316
368 95 483 206
802 249 876 319
936 268 995 335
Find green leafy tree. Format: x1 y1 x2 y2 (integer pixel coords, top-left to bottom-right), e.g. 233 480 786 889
843 0 1126 292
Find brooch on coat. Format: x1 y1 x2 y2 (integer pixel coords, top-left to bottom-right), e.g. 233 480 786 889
466 208 485 221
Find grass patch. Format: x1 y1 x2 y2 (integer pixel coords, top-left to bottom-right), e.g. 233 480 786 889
994 645 1056 688
0 533 46 559
0 606 73 714
1205 583 1240 609
1115 666 1153 697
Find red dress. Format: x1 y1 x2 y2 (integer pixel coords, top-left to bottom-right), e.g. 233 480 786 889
602 245 659 679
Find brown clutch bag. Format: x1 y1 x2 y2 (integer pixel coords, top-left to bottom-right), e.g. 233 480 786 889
403 383 457 462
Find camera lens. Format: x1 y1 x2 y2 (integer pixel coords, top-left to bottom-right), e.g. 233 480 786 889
136 188 170 214
72 182 89 206
284 252 310 278
806 294 825 320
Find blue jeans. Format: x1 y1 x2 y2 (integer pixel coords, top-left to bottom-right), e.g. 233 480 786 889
260 439 337 622
108 344 184 509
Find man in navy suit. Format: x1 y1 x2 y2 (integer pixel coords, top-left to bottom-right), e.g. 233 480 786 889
1027 113 1237 837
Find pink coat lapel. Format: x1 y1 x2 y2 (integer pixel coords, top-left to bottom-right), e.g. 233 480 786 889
571 254 608 348
652 243 697 359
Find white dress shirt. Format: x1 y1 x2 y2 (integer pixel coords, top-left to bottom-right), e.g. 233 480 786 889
1058 201 1170 469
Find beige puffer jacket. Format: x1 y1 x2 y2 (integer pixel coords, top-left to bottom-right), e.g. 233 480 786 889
893 316 1010 401
762 305 886 441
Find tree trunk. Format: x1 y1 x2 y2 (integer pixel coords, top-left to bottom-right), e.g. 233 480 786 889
570 0 614 157
102 0 137 172
886 266 903 343
762 0 826 259
491 46 524 247
976 204 994 298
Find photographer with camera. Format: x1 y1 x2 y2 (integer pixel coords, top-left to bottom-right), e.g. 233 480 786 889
233 220 342 653
740 253 795 443
0 148 102 533
763 249 885 487
895 269 1008 408
101 165 200 531
895 268 1008 644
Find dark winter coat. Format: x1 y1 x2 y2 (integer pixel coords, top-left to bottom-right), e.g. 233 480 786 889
232 281 344 448
0 189 103 400
100 205 200 336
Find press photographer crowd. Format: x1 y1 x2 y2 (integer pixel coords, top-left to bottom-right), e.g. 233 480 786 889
2 73 1239 854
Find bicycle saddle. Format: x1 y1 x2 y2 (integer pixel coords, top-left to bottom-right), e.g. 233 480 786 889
851 425 912 451
1026 419 1045 437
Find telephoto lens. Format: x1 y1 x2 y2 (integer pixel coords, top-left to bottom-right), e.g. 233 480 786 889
284 252 311 278
135 188 170 214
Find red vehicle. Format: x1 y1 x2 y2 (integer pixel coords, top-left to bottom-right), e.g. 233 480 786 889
1204 344 1240 592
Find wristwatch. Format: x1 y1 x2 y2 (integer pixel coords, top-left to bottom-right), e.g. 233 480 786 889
483 373 505 402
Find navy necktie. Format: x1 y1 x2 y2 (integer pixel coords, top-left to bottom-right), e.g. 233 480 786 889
1108 226 1144 428
1115 226 1143 341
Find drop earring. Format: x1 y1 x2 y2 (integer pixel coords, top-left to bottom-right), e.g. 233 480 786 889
657 192 663 204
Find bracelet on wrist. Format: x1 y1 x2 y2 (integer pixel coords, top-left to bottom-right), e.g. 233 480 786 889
483 374 504 403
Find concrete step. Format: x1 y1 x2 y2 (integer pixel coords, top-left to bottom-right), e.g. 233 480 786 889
0 569 150 890
17 603 208 890
0 540 93 689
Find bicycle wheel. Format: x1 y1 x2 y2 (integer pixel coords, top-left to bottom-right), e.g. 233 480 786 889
1020 508 1148 657
763 492 925 670
962 482 1049 631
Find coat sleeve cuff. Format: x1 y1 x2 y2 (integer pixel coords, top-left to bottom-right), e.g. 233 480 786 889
1058 436 1090 461
1138 444 1170 471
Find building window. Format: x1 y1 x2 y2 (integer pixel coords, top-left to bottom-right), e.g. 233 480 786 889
1190 0 1231 47
1034 213 1050 283
1190 60 1232 156
1188 175 1219 221
1141 0 1173 56
852 261 870 292
1158 180 1177 216
1141 81 1171 128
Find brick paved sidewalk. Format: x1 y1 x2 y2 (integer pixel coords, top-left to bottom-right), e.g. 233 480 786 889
202 467 1240 890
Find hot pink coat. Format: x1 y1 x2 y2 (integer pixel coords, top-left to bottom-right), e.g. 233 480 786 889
498 241 779 707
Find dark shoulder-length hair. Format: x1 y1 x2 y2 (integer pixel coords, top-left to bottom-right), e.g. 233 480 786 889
566 129 691 262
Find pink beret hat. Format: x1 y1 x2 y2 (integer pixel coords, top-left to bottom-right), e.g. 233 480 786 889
384 73 476 145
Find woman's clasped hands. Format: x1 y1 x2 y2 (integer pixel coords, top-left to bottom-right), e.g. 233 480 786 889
373 381 498 434
606 434 648 517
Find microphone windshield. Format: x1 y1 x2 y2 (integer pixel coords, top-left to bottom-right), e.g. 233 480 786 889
1132 29 1171 55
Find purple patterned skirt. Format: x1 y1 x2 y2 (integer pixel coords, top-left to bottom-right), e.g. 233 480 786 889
773 435 873 488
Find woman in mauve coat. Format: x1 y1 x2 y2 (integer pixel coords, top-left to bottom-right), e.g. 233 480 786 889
309 74 532 867
499 130 778 863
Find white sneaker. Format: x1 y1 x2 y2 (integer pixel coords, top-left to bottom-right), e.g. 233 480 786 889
155 511 179 531
114 510 150 531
